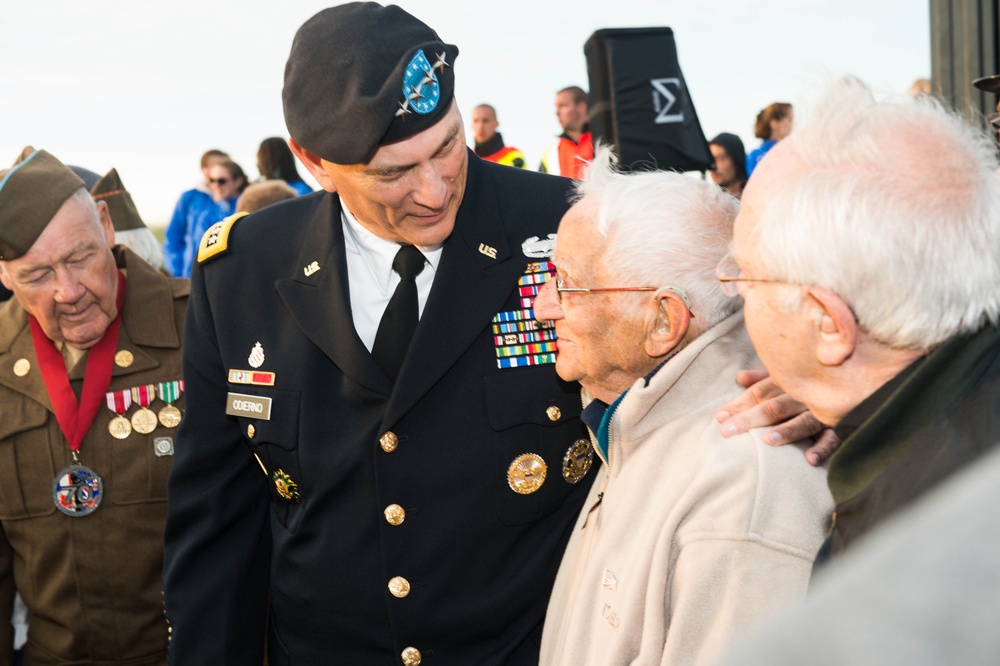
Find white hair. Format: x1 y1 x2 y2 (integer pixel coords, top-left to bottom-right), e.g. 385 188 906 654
748 76 1000 350
116 228 164 270
574 145 740 338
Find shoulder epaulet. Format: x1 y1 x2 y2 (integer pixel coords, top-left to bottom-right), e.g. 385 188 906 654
197 212 249 264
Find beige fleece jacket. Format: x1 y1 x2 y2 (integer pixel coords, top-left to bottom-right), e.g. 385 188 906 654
540 312 834 666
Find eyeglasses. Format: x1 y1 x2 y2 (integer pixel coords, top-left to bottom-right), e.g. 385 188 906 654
209 178 230 185
553 276 657 303
715 253 782 297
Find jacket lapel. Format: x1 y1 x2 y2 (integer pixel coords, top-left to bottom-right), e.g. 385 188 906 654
276 194 393 396
383 155 525 427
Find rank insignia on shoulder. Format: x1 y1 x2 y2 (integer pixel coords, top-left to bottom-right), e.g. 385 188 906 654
492 262 558 369
197 211 249 264
272 469 301 504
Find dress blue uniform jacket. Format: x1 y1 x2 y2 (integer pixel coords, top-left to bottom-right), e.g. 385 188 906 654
163 153 595 665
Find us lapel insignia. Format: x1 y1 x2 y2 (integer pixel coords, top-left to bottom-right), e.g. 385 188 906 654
492 262 558 368
478 243 498 259
303 261 321 276
248 342 265 368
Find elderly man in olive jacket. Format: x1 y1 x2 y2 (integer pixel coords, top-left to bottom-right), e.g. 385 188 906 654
0 149 186 665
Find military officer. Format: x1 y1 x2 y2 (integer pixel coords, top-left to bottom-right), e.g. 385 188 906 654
0 149 188 664
162 5 821 665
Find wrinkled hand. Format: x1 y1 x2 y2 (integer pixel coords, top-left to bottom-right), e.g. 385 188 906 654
715 365 841 466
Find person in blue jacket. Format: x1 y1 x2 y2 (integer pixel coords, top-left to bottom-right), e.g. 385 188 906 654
163 157 247 277
746 102 793 178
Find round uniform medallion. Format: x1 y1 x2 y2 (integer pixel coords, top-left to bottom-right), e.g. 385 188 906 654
158 404 182 428
52 464 103 516
507 453 547 495
13 358 30 377
131 407 158 434
108 415 132 439
562 439 595 484
114 350 134 368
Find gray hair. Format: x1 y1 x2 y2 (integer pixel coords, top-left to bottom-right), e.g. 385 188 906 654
575 145 741 338
748 76 1000 350
116 228 164 270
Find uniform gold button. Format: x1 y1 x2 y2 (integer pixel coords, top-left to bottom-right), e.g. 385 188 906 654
546 405 561 422
401 646 421 666
384 504 405 525
12 358 30 377
114 350 134 368
247 424 255 438
380 431 399 452
388 576 411 598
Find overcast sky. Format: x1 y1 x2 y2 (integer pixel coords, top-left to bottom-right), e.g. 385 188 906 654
1 0 931 226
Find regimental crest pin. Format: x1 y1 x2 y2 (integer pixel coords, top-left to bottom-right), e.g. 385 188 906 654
248 342 265 369
272 469 301 504
522 234 557 258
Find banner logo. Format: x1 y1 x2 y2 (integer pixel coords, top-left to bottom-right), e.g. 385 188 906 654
651 78 684 124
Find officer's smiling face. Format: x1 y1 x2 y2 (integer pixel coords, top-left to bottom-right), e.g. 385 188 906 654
0 193 119 350
318 102 468 248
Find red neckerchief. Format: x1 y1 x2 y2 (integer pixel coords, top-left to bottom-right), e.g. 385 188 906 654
28 270 126 451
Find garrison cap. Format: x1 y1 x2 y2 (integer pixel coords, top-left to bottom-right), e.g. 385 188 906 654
91 168 147 232
283 2 459 165
0 148 86 261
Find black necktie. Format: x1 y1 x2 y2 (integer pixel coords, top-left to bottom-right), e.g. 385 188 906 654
372 245 426 381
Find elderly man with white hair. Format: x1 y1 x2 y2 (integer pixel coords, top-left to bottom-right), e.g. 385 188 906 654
722 76 1000 560
536 147 833 666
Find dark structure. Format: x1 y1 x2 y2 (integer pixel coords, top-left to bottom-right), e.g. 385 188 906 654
931 0 999 122
584 28 712 173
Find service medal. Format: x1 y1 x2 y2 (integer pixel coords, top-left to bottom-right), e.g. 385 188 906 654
109 415 132 439
106 389 132 439
158 404 182 428
130 384 158 434
52 464 103 516
131 407 158 434
156 380 184 428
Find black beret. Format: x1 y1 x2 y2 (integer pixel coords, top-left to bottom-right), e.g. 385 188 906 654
0 148 86 261
283 2 459 165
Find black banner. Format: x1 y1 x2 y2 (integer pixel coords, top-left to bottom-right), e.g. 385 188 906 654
585 27 712 172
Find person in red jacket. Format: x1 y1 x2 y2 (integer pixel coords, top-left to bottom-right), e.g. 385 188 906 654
539 86 594 179
472 104 526 168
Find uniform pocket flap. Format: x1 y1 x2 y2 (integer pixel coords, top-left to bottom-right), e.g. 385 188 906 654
0 396 48 441
229 387 301 450
483 367 580 431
